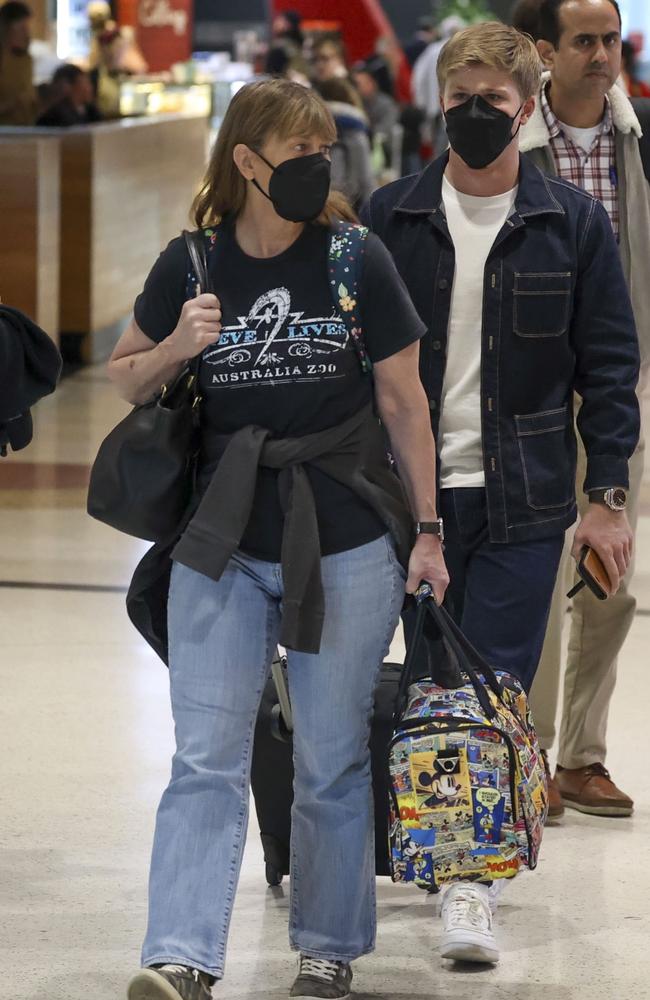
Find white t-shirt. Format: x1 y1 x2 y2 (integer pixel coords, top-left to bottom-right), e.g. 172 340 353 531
438 174 518 489
558 120 602 157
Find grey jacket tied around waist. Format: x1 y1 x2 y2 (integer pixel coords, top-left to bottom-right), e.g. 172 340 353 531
171 403 412 655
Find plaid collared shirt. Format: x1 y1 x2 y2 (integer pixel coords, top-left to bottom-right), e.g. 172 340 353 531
541 84 619 239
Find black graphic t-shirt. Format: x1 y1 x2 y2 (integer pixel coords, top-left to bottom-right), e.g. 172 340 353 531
134 220 425 560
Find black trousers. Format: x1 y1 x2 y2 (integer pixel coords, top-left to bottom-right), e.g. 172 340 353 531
403 488 564 693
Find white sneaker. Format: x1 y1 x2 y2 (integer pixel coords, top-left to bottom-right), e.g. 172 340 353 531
440 881 499 964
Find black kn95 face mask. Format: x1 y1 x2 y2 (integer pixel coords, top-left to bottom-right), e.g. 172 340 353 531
252 151 332 223
444 94 523 170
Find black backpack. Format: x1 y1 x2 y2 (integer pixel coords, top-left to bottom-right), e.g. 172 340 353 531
0 306 62 455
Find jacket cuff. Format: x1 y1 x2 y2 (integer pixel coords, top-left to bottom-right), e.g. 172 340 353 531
583 455 630 493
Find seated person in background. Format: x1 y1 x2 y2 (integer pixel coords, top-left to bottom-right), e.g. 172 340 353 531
0 1 36 126
318 77 375 209
35 80 53 117
36 64 101 127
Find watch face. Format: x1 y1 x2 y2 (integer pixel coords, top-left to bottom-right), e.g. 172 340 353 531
605 488 627 510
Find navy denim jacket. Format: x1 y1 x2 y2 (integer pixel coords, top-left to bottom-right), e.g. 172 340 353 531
361 154 640 543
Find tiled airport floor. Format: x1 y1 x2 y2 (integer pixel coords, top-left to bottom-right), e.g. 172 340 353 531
1 368 649 1000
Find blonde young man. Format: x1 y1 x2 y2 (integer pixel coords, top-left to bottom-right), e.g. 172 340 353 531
521 0 650 820
362 21 639 965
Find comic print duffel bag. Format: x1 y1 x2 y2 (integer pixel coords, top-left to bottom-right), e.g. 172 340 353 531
389 586 548 891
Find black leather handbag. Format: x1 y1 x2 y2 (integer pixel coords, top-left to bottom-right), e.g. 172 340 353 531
87 231 210 542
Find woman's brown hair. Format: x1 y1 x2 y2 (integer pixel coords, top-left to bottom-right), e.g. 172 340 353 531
192 78 357 228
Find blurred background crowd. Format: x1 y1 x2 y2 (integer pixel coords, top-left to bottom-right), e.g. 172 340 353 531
1 0 648 206
1 0 649 367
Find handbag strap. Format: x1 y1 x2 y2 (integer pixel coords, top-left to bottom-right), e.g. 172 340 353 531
396 585 505 722
182 229 215 384
184 229 212 296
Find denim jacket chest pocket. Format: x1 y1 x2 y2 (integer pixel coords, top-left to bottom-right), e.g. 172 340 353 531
513 272 573 338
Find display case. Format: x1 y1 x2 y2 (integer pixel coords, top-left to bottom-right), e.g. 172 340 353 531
118 78 212 118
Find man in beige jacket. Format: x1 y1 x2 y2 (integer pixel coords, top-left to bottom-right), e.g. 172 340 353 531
520 0 649 818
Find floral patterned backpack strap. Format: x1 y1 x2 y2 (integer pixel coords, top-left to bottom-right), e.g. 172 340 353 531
328 222 372 375
202 225 220 258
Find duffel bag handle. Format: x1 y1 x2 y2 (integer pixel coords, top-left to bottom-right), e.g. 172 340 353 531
395 585 504 722
395 596 433 720
418 585 504 698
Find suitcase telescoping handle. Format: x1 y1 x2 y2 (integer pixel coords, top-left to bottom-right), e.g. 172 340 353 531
271 647 293 734
395 584 504 722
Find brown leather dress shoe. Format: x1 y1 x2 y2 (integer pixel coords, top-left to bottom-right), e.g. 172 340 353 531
555 763 634 817
541 751 564 819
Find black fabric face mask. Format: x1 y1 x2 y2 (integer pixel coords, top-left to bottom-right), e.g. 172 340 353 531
251 151 332 222
444 94 523 170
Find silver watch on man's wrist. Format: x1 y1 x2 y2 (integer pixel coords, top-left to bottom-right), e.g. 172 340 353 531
588 487 627 512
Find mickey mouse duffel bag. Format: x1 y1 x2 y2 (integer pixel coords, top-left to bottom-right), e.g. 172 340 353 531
388 587 548 891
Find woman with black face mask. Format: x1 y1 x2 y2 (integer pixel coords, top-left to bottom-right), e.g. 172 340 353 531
107 79 448 1000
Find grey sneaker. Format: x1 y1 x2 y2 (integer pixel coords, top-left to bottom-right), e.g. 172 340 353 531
128 964 215 1000
289 956 352 1000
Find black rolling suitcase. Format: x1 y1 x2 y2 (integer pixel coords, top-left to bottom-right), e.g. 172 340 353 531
251 649 401 886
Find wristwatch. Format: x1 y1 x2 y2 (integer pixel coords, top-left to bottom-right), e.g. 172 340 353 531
588 487 627 512
415 518 445 543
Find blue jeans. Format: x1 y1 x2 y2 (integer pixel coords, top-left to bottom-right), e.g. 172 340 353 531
141 534 405 977
440 488 564 692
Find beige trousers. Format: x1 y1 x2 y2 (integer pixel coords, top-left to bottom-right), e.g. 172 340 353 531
530 433 645 768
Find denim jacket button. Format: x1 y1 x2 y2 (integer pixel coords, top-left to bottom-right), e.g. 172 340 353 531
433 340 442 350
438 279 449 290
428 399 437 411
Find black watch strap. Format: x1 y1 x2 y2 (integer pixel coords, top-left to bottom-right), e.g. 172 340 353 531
415 518 445 542
588 487 627 511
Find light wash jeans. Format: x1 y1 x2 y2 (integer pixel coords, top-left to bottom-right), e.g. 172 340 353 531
141 533 406 978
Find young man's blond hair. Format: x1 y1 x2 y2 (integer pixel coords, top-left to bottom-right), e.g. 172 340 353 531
437 21 541 100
